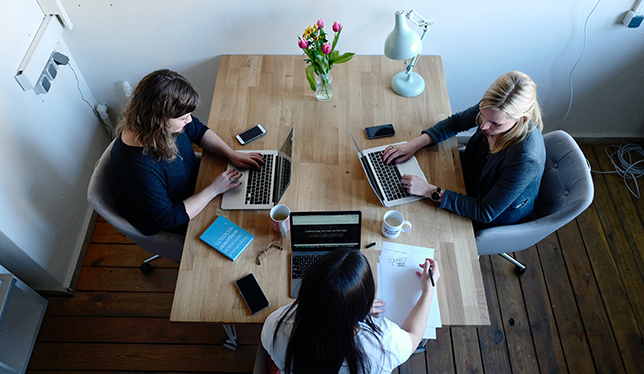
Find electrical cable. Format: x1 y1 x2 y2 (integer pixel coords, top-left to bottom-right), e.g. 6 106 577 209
591 143 644 198
66 62 114 137
558 0 602 130
556 0 643 198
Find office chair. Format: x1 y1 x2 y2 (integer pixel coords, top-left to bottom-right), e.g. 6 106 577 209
252 343 271 374
87 139 186 273
475 130 594 275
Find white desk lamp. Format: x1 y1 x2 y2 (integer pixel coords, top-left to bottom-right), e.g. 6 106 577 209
384 9 433 97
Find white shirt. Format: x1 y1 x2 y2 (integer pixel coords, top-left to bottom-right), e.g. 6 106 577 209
261 303 413 374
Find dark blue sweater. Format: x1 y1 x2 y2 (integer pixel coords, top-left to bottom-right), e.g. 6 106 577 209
111 118 209 235
423 104 545 229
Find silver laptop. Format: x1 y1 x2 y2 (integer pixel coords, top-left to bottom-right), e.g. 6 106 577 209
289 211 362 298
347 128 428 207
221 123 295 210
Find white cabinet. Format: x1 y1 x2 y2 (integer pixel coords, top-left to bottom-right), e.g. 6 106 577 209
0 266 48 374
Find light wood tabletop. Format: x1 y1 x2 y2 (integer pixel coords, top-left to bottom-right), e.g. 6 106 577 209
170 55 490 326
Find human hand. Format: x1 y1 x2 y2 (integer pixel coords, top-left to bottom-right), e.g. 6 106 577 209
382 134 432 165
416 258 440 293
371 298 387 315
382 142 417 165
229 151 265 169
210 169 243 196
401 175 435 198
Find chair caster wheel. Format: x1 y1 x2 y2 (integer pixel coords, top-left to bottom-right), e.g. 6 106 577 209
514 265 526 275
140 262 153 274
222 338 238 351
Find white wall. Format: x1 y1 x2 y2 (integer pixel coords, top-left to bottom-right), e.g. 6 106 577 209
0 0 109 291
60 0 644 137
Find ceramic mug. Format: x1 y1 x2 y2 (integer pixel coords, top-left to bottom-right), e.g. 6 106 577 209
381 210 412 239
270 204 291 237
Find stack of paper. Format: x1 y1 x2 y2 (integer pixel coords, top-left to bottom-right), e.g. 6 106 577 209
376 242 441 339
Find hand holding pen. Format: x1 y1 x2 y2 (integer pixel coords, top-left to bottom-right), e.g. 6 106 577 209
417 258 439 292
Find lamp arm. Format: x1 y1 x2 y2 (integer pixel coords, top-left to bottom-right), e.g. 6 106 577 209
405 27 429 74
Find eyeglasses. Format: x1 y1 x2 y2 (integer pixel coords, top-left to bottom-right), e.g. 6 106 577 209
253 241 283 265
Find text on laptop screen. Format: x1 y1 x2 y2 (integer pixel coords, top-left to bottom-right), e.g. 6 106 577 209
291 213 361 249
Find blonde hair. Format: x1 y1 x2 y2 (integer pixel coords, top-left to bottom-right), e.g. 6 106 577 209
478 71 543 153
117 69 200 161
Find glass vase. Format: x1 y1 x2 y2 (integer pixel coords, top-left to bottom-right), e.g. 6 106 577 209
315 73 333 101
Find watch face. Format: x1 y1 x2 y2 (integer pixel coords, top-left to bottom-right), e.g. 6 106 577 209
431 192 440 201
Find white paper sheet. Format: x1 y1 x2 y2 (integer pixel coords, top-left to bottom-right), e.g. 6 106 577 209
376 241 441 339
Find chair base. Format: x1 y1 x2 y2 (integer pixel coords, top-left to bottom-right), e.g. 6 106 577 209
139 255 161 274
499 253 526 275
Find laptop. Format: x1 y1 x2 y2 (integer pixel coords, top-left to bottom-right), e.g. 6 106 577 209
289 211 362 298
347 128 428 207
221 123 295 210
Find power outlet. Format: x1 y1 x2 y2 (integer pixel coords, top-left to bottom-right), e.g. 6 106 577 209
623 10 643 28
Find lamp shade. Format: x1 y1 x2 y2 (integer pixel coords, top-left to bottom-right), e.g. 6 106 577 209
384 10 423 60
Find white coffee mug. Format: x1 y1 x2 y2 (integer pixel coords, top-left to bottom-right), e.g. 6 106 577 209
381 210 412 239
270 204 290 237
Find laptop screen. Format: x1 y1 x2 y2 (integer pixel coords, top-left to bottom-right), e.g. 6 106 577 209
290 211 362 251
273 124 295 204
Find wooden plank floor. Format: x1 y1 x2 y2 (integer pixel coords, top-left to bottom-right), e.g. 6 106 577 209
27 142 644 373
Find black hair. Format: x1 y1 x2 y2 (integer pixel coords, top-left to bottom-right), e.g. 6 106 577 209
275 248 382 374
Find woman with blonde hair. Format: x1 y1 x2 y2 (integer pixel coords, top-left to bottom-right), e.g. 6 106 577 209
383 71 545 229
111 69 264 241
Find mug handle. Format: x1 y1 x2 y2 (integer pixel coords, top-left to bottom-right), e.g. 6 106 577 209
402 221 412 233
279 220 288 237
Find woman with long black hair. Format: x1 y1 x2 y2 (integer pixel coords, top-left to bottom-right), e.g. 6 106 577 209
261 248 439 374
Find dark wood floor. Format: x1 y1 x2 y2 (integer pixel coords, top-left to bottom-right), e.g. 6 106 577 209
27 142 644 373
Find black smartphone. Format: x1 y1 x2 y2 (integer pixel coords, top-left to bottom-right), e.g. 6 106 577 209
235 273 270 314
365 124 395 139
236 124 267 145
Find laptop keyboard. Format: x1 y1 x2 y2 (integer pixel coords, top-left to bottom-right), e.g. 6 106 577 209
245 154 274 205
291 253 324 279
367 151 410 201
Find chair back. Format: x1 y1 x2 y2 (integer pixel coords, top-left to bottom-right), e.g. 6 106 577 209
87 139 185 261
475 130 594 255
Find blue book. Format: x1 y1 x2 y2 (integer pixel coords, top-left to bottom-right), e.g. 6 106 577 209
200 216 255 261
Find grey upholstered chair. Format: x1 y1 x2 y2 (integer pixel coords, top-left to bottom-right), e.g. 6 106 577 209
475 130 594 274
87 139 186 272
252 343 271 374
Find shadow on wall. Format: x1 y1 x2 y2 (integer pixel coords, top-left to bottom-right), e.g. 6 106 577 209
3 121 110 288
545 44 644 137
182 56 222 123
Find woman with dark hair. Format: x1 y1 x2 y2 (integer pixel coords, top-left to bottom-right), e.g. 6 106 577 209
383 71 546 230
261 249 439 374
111 69 264 238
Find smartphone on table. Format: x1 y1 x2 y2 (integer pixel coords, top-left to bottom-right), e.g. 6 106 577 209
235 273 270 314
365 124 395 139
236 124 267 145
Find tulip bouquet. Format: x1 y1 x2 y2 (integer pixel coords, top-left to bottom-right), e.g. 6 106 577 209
298 19 354 97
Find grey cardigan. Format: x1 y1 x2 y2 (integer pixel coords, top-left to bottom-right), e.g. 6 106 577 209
422 104 545 229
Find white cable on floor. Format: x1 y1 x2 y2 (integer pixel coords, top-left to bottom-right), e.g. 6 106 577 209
592 143 644 198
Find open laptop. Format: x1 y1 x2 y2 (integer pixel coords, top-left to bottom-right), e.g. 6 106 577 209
289 211 362 298
221 123 295 210
347 128 428 208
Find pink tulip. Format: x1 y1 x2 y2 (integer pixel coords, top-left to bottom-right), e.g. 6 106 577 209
322 43 332 54
317 19 324 29
298 39 308 49
332 21 342 32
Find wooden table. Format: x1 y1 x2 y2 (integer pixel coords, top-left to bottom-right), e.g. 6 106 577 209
170 55 490 327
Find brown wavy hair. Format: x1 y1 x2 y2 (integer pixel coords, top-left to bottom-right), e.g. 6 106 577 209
477 71 543 153
117 69 200 161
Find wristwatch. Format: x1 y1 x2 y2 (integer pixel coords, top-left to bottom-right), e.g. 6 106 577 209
430 187 443 203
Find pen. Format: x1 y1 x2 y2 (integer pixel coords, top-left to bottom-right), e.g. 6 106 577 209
428 264 435 287
366 242 376 249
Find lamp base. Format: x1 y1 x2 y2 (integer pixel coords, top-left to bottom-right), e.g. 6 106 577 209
391 71 425 97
